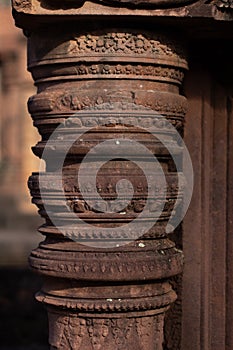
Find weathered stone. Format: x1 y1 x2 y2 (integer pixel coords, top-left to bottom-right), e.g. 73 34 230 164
11 0 231 348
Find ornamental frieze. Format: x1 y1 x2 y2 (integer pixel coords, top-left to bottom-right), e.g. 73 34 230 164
47 313 167 350
29 95 186 115
28 30 187 68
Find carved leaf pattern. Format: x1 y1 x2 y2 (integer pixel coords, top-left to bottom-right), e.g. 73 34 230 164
66 32 186 62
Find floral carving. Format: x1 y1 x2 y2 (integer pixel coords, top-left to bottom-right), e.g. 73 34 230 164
47 313 166 350
68 32 186 64
87 319 110 350
65 195 178 215
112 319 133 346
49 314 86 349
65 63 184 82
60 93 91 111
28 91 187 117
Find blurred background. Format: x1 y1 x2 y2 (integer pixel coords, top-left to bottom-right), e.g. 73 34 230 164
0 1 48 348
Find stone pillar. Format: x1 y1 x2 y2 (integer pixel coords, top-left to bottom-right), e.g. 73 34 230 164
12 3 189 349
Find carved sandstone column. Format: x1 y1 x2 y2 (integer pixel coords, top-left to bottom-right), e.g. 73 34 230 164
12 4 188 349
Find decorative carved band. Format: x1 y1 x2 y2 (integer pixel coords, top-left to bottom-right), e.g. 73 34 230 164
47 310 165 350
30 240 183 279
28 30 187 69
31 63 185 85
28 94 188 117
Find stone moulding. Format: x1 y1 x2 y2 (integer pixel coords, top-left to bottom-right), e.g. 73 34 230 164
12 0 233 21
12 0 199 14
